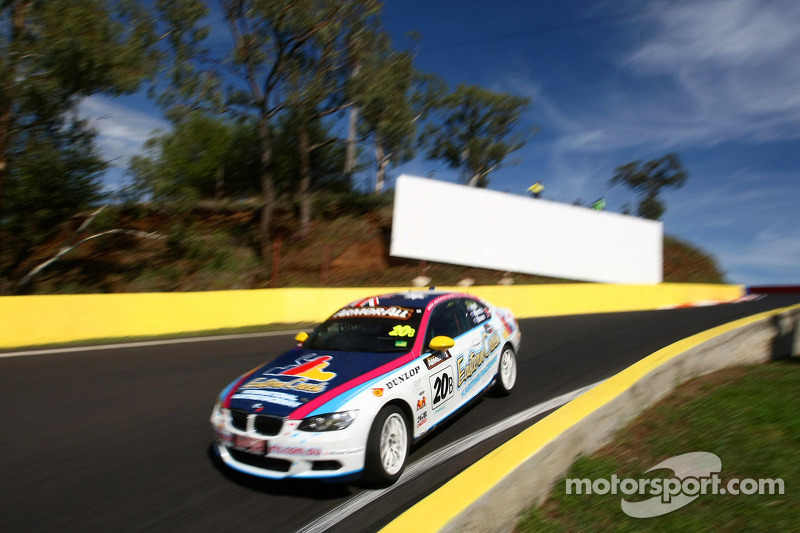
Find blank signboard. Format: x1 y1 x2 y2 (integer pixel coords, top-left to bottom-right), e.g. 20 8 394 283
390 175 663 285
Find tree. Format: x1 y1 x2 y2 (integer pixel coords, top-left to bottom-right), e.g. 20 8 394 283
353 33 444 193
421 84 531 187
609 153 688 220
155 0 383 268
129 112 260 202
0 0 157 220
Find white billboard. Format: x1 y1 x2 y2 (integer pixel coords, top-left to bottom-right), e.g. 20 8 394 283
390 175 663 285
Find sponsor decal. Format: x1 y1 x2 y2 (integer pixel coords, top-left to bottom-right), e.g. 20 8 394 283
322 448 364 457
394 340 408 348
355 296 380 307
233 435 266 454
389 324 416 337
243 354 337 395
467 301 491 324
372 388 384 397
403 292 426 300
457 331 501 390
331 306 413 320
269 445 322 457
385 365 421 389
499 311 515 337
423 350 452 370
429 366 455 411
416 411 428 427
417 396 427 410
231 390 302 408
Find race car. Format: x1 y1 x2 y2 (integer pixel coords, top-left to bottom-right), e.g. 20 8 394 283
210 290 521 485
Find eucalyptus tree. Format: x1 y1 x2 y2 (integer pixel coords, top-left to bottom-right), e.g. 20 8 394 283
610 153 688 220
155 0 384 265
0 0 157 272
421 84 531 187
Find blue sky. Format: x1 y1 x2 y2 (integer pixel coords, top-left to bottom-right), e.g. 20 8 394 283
79 0 800 286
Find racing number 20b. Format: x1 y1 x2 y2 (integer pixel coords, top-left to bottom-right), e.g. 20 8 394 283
430 367 454 408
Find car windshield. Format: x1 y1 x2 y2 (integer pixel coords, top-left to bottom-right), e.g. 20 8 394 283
305 312 423 353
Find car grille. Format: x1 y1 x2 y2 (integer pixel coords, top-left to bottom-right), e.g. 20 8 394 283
229 450 292 472
230 409 249 431
254 415 282 436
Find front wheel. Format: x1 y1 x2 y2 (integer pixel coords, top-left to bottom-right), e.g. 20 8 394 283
494 345 517 396
364 405 409 485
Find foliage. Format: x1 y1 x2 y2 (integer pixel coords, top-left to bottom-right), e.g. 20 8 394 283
610 153 688 220
421 83 531 187
154 0 387 265
4 120 106 243
0 0 158 276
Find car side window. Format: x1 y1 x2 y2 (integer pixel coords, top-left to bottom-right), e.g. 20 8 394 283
463 298 491 328
425 299 471 347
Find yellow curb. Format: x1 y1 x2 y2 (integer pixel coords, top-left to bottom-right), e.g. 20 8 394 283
380 303 800 532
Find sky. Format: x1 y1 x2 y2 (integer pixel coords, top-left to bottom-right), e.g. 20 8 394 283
78 0 800 286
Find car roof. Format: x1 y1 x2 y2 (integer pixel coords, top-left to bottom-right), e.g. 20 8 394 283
343 290 476 311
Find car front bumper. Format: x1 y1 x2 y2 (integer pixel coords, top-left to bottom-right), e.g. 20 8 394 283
210 408 367 479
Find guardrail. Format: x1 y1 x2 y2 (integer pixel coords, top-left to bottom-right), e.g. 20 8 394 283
0 283 742 350
381 303 800 533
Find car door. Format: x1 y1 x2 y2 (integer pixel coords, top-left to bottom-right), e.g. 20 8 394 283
418 298 480 430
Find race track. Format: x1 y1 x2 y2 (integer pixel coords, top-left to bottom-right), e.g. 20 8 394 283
2 294 798 532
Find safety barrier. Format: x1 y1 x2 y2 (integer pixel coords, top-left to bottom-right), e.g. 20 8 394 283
381 303 800 532
0 283 742 350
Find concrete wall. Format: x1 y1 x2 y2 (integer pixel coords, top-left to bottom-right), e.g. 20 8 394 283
381 304 800 533
0 283 742 350
391 175 663 284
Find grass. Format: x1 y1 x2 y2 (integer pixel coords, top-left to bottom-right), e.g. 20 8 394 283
0 322 315 353
516 360 800 532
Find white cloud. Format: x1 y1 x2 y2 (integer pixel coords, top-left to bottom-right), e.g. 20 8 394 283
513 0 800 154
78 96 169 167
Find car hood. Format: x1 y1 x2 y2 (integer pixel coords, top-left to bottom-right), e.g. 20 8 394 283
225 347 408 418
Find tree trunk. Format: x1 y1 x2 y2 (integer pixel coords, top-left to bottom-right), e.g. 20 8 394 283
298 122 312 240
345 104 359 190
257 115 275 271
375 143 388 193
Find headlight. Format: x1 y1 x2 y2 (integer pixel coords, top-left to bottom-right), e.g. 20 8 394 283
298 410 358 432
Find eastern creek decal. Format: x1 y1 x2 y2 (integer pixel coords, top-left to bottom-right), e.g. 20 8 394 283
457 331 501 393
331 306 414 320
243 354 337 395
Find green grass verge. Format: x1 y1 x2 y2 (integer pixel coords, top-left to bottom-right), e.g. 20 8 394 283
516 360 799 532
0 322 316 353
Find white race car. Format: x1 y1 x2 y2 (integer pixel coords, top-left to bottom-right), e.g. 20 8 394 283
210 290 521 484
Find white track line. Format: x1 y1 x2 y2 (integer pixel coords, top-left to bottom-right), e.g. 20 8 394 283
0 330 301 359
297 380 603 533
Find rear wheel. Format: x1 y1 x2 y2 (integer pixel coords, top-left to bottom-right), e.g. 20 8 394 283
494 345 517 395
364 405 409 485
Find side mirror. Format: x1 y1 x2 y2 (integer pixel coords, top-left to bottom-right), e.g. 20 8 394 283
429 335 455 352
295 331 309 344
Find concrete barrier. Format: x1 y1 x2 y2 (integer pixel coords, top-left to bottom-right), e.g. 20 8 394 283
381 304 800 533
0 283 742 350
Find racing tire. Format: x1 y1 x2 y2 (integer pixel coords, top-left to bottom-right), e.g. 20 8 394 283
493 345 517 396
364 405 409 486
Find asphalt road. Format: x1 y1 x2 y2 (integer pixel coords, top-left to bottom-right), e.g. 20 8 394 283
2 294 798 532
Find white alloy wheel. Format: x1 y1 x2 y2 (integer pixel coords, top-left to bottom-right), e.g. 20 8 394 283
496 346 517 395
380 412 408 476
